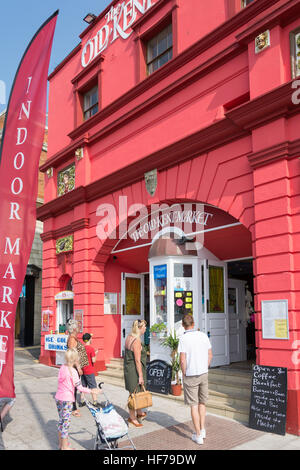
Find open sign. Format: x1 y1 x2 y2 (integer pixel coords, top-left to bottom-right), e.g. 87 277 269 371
147 360 172 395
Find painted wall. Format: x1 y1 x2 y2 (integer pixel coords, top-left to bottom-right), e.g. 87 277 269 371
39 0 300 434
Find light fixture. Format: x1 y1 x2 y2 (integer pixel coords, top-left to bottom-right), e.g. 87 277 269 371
83 13 97 24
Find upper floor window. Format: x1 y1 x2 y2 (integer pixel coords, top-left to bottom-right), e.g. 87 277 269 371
242 0 255 7
83 85 98 121
146 24 173 76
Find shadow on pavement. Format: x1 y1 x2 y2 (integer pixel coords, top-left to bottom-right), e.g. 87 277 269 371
21 383 58 450
15 347 41 363
69 428 96 450
68 402 191 450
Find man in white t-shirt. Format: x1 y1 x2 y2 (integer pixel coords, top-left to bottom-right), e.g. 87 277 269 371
178 314 212 445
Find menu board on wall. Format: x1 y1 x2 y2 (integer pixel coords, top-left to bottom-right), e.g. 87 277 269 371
262 300 289 340
249 365 287 436
104 293 118 315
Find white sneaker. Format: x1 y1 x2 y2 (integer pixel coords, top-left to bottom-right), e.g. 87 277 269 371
192 433 204 445
200 429 206 439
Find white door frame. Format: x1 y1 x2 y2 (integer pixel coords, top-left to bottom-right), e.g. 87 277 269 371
203 259 230 367
56 299 73 331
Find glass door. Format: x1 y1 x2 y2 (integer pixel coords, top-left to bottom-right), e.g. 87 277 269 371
56 300 73 332
202 260 229 367
121 273 144 356
172 260 199 333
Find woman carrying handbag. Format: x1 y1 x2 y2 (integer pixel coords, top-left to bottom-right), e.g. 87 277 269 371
124 319 150 427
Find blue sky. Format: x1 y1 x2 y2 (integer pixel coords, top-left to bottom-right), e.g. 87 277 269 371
0 0 112 113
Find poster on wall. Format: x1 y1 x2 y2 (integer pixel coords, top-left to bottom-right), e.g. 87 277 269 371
41 310 52 332
262 300 289 340
74 309 84 333
174 291 193 317
104 293 118 314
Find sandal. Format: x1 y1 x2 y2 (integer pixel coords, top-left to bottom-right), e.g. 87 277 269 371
137 412 147 421
128 418 143 428
72 410 81 417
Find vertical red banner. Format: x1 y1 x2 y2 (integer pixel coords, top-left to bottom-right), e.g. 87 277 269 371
0 11 58 398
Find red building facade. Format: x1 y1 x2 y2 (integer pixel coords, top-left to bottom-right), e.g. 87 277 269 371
38 0 300 434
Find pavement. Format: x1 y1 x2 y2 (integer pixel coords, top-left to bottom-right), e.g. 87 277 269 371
1 348 300 451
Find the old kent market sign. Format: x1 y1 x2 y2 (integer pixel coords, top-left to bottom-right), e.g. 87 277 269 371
81 0 158 68
130 207 214 243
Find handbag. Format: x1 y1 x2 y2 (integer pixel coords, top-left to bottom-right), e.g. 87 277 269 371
127 385 153 411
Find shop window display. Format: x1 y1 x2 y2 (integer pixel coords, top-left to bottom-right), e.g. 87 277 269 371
153 265 167 324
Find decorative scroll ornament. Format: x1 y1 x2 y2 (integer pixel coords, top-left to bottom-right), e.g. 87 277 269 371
46 167 53 178
255 30 270 54
75 147 84 161
144 169 157 197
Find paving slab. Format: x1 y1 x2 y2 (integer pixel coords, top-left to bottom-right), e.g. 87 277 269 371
1 360 300 451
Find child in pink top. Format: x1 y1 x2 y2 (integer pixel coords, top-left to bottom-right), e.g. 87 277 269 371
55 348 99 450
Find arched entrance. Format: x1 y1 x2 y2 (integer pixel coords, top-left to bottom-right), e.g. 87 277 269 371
98 200 254 367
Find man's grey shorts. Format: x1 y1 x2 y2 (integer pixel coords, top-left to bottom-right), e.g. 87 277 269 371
183 373 209 406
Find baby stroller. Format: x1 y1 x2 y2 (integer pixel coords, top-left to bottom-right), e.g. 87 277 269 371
86 383 136 450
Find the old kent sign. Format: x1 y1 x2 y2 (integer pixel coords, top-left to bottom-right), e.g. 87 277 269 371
81 0 158 68
144 169 157 197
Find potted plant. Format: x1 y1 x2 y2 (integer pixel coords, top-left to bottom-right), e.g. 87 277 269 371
150 322 167 338
161 330 179 361
161 330 182 396
171 353 182 396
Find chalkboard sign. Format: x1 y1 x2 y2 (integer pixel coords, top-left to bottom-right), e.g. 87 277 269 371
249 365 287 436
146 360 172 395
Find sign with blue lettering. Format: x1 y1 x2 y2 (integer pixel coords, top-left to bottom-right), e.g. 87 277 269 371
154 265 167 280
44 334 68 352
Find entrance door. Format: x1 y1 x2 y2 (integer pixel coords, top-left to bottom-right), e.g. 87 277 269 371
56 300 73 331
121 273 144 356
203 260 229 367
228 279 247 363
